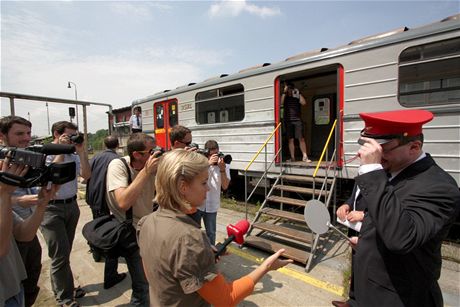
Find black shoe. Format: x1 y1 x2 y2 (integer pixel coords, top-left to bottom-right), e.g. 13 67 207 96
332 301 350 307
89 248 103 262
104 273 127 289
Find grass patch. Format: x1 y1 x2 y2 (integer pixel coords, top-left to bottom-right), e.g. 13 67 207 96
341 252 352 298
221 197 260 219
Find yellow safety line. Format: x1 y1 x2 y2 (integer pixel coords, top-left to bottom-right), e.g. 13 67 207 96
227 245 345 297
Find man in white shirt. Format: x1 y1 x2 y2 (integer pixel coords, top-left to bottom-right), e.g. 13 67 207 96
130 107 142 133
190 140 230 245
40 121 91 307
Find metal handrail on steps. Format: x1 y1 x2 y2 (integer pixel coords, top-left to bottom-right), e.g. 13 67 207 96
311 119 338 205
244 123 282 220
305 119 339 272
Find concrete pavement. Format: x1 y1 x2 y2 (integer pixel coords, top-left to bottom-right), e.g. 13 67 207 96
34 199 459 306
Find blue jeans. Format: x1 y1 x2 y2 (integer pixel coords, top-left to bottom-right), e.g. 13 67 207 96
193 210 217 245
40 200 80 305
124 249 149 306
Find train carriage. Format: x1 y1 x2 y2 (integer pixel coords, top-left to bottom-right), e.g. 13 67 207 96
133 14 460 187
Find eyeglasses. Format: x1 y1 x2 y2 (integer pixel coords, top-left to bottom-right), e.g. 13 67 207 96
136 148 154 155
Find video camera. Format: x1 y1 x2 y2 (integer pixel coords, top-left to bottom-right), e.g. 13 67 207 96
189 143 232 165
0 144 77 188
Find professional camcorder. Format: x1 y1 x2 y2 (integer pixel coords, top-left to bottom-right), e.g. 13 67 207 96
0 144 77 188
190 143 232 165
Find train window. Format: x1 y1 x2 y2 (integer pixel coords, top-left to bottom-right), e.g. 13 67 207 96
398 37 460 107
169 102 178 127
195 84 244 124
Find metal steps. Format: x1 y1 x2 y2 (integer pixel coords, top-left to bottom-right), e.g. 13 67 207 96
280 174 333 184
245 235 310 264
260 208 304 223
274 184 328 197
245 172 337 271
252 222 313 244
266 196 307 208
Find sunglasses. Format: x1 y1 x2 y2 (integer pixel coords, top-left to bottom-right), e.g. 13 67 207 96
136 148 154 155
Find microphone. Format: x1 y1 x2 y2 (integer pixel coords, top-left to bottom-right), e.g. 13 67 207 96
215 219 250 258
27 144 76 155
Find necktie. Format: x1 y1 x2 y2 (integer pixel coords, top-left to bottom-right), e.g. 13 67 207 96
136 116 140 127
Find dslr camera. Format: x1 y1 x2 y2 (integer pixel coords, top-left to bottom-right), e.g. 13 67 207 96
69 133 84 144
190 143 232 165
151 146 165 157
0 144 77 188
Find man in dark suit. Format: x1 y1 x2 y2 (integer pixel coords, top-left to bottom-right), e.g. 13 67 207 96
333 109 460 307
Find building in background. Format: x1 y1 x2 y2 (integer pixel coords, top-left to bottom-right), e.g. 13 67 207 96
108 106 131 154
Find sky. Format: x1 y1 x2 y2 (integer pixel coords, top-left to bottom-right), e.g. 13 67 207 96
1 0 459 136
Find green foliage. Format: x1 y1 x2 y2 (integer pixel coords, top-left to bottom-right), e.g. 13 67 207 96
87 129 108 151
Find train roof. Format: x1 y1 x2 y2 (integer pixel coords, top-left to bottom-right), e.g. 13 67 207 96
132 13 460 106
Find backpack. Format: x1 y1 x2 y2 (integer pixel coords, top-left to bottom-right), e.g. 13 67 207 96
82 157 137 257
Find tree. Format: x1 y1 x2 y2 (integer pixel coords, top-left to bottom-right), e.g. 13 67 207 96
87 129 108 151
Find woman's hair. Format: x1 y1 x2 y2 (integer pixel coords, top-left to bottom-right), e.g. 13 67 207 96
155 149 209 212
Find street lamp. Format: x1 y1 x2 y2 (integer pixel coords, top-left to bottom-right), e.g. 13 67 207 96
67 81 79 128
46 102 50 134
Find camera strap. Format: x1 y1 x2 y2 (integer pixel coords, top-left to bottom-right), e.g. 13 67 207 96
119 157 133 221
0 172 26 186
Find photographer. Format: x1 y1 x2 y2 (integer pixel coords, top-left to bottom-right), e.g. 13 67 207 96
170 125 193 149
0 116 44 307
40 121 91 307
105 133 161 306
190 140 230 245
281 82 311 163
1 158 57 307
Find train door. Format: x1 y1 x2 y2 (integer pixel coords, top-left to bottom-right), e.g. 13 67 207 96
153 99 178 150
276 64 343 165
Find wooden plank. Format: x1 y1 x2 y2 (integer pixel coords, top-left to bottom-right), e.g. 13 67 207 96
253 222 313 244
267 195 307 207
274 184 328 197
244 235 309 264
281 174 333 184
261 208 305 223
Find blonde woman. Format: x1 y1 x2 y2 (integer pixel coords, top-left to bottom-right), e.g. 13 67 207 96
138 149 292 307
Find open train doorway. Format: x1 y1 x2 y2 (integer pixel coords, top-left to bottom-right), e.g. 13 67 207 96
277 64 341 165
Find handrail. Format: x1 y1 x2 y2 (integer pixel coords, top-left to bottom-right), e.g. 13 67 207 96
313 119 337 178
245 147 282 202
244 122 282 172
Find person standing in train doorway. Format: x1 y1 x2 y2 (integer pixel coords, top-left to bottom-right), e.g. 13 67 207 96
281 82 311 163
